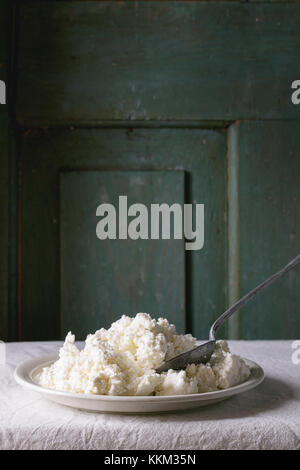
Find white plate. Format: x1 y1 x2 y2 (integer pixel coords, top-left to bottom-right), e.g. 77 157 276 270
14 354 264 413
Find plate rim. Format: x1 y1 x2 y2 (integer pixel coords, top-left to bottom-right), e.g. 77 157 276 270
14 353 264 403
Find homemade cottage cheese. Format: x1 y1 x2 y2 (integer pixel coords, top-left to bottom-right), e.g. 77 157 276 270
38 313 250 396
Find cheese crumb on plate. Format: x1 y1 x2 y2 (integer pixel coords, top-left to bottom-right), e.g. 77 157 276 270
38 313 251 396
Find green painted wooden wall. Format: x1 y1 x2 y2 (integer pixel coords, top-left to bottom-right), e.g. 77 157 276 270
20 128 226 340
1 1 299 341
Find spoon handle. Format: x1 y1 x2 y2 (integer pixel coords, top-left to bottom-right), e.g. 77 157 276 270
209 254 300 340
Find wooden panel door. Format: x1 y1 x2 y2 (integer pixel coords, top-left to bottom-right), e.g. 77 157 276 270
20 128 226 340
1 1 299 341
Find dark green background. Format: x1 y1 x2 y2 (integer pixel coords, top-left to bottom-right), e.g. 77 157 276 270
0 1 299 341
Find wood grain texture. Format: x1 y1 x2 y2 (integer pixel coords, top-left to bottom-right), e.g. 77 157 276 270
17 1 300 125
60 170 185 339
227 123 240 339
20 128 226 340
237 121 300 339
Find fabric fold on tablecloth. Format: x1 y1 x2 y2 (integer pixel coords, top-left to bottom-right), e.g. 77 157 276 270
0 341 299 450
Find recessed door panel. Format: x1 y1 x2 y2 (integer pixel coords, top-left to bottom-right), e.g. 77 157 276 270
20 128 226 340
60 170 186 338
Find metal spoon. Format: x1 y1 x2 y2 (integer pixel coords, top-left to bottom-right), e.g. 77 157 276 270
156 254 300 373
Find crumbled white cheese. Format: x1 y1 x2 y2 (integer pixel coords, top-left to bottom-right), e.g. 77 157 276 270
212 353 252 389
38 313 250 396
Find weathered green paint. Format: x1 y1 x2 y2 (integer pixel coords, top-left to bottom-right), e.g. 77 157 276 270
20 128 226 340
17 2 300 125
2 1 299 342
227 123 240 340
60 170 185 339
237 121 300 339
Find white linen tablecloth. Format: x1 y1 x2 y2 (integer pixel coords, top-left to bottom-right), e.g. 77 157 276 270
0 340 299 450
